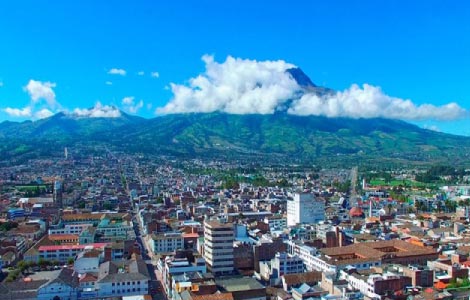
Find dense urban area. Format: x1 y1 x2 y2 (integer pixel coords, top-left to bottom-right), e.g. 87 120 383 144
2 148 470 300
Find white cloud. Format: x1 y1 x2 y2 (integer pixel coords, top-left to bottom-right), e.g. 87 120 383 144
122 96 134 105
73 102 121 118
105 81 113 85
151 71 160 78
288 84 467 121
121 96 144 114
35 108 54 119
3 106 32 117
157 55 298 114
108 68 126 76
137 71 145 76
423 124 441 132
157 55 467 121
24 79 57 107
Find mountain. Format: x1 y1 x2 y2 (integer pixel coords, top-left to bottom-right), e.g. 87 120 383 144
0 110 144 139
1 72 470 167
1 110 470 167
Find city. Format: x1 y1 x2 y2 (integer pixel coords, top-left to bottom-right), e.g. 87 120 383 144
1 149 470 299
1 2 469 300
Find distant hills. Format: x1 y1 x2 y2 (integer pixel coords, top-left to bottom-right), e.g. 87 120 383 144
1 69 470 167
1 110 470 167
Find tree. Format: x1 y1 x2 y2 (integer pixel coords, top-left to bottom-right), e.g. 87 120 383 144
17 261 27 272
67 257 75 265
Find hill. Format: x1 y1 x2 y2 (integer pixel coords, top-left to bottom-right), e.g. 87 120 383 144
1 111 470 167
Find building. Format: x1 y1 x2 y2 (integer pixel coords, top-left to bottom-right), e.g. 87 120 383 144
37 268 79 300
49 223 93 235
74 249 102 274
259 252 305 283
162 255 207 298
38 243 108 263
94 259 150 298
204 220 234 275
253 237 287 273
264 215 287 232
309 240 439 276
339 267 412 300
286 240 321 272
7 208 25 220
287 193 324 226
402 265 434 287
216 277 266 300
95 216 135 242
150 231 184 254
54 180 63 208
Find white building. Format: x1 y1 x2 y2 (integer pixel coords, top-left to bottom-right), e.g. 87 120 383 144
259 252 305 283
95 259 149 298
204 220 234 275
150 231 184 254
287 193 325 226
37 268 79 300
49 223 93 235
74 250 102 274
38 243 108 263
264 215 287 232
162 255 207 298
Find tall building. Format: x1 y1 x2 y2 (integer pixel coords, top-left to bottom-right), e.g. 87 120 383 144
287 193 324 226
54 180 63 208
204 219 234 275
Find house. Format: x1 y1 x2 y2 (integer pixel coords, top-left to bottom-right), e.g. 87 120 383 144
96 258 150 297
37 268 79 300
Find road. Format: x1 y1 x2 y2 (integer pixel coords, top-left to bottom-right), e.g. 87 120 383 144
133 212 167 300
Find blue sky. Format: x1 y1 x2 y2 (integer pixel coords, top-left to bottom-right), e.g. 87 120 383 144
0 1 469 135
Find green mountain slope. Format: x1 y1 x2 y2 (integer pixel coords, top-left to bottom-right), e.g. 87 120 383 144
1 111 470 166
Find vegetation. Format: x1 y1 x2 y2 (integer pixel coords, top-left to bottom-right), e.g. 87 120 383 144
447 277 470 289
0 221 18 232
2 112 470 168
415 165 469 183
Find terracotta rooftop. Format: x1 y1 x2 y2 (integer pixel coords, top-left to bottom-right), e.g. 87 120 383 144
320 239 437 265
62 213 104 221
282 271 322 286
48 234 79 241
191 293 234 300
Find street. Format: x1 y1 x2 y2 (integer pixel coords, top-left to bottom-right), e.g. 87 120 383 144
133 214 167 300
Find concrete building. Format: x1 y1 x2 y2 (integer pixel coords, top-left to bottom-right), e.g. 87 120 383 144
48 223 93 235
287 193 324 226
150 231 184 254
37 268 79 300
162 255 207 298
38 243 108 263
259 252 305 283
339 267 412 300
204 220 234 275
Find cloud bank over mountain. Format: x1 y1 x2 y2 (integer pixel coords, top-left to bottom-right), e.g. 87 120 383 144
157 55 467 121
157 55 299 115
73 102 121 118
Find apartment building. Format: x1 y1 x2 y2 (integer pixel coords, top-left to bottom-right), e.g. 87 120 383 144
204 220 234 275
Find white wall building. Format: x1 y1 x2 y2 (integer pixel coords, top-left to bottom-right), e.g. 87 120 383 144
264 215 287 232
204 220 234 275
287 193 324 226
150 231 184 254
49 223 93 235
